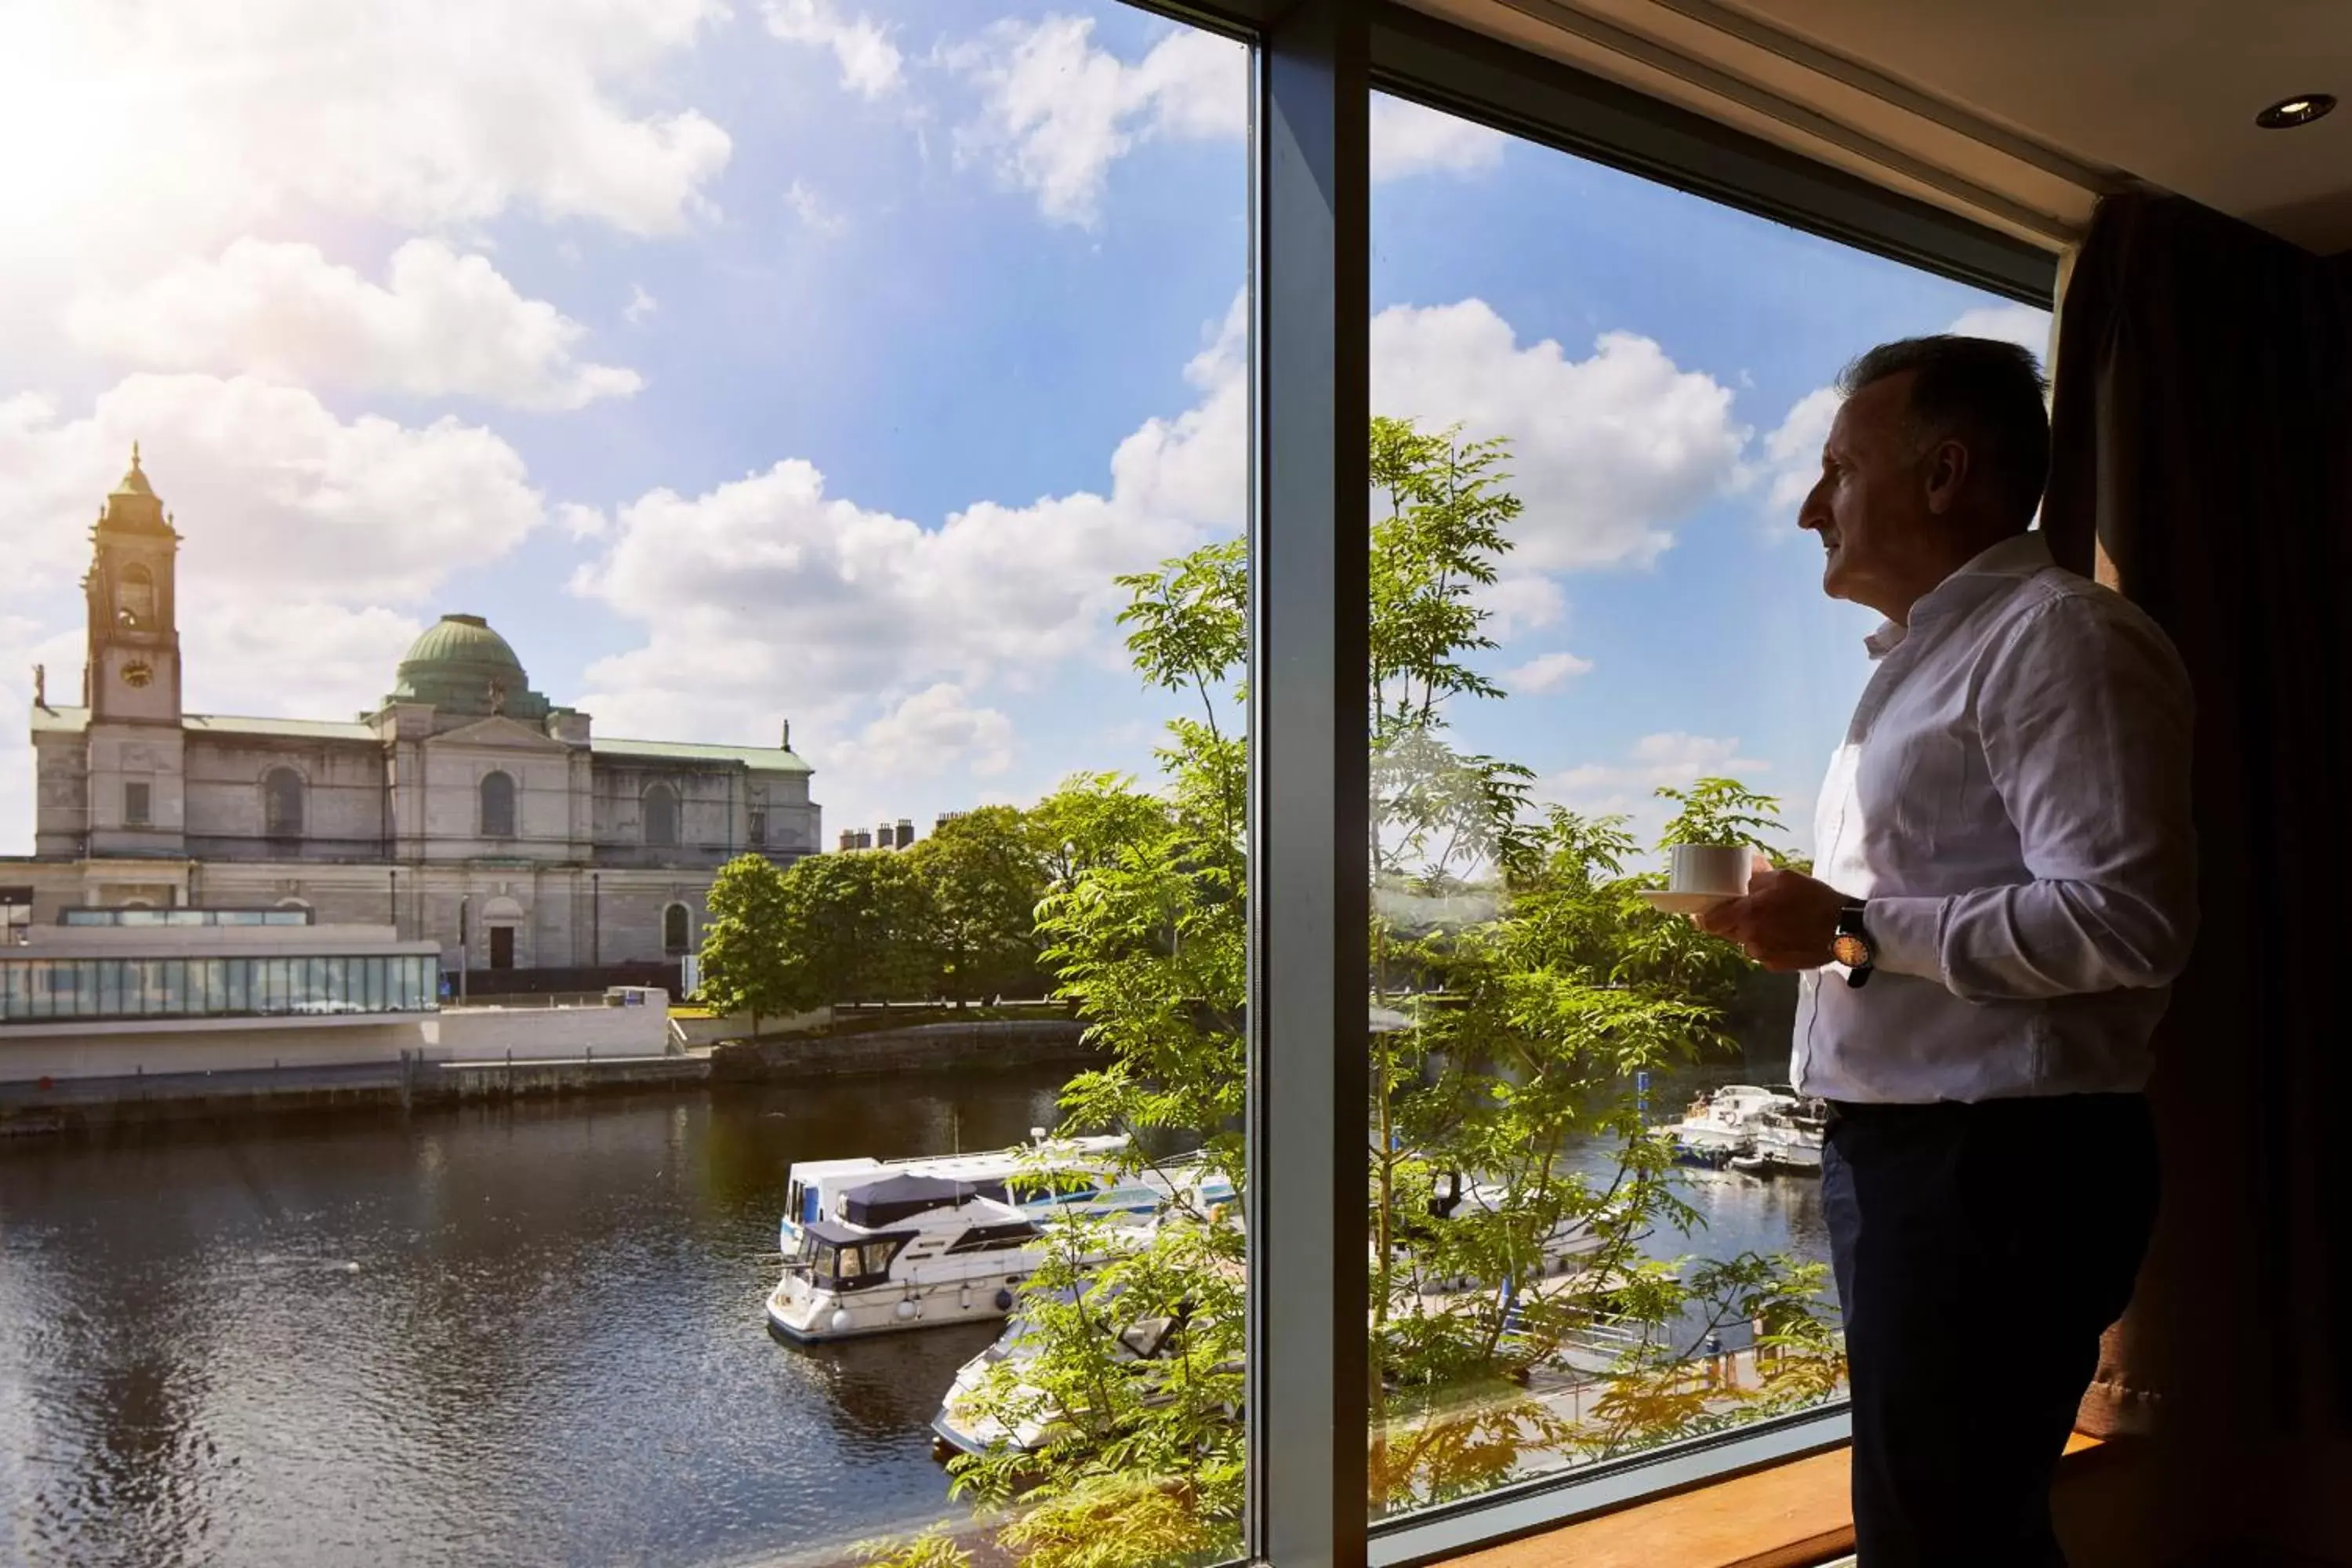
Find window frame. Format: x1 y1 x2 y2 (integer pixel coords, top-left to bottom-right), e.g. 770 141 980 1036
1099 1 2064 1563
480 768 518 840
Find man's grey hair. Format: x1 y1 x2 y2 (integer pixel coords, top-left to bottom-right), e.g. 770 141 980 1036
1838 335 2051 524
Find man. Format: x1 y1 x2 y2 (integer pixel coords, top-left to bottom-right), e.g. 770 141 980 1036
1697 336 2196 1566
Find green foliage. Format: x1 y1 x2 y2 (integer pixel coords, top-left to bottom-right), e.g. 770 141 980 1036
1656 777 1784 853
909 805 1051 1004
869 419 1844 1567
696 854 810 1035
778 849 932 1007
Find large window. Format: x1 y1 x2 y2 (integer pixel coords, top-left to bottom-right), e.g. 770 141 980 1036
480 770 517 839
0 4 2060 1566
641 783 677 850
0 953 437 1022
263 767 305 839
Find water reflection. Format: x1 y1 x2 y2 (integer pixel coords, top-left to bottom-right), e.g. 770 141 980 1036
0 1062 1817 1567
0 1071 1068 1568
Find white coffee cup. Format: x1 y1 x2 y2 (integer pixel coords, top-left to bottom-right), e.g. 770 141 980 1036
1668 844 1753 899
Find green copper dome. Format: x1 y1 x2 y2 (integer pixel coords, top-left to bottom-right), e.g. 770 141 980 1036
389 613 550 719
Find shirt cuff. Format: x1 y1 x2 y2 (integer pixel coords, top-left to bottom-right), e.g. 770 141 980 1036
1863 895 1947 983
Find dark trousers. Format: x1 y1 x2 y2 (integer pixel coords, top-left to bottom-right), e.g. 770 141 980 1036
1822 1094 2158 1568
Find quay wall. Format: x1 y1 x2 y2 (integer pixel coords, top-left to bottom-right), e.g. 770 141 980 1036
0 1017 1098 1134
710 1018 1098 1080
0 1000 666 1083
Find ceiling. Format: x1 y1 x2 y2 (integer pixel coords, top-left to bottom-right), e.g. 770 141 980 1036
1411 0 2352 255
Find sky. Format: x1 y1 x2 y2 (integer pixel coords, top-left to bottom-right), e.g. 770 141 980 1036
0 0 2049 862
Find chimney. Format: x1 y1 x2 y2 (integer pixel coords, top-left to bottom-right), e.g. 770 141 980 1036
779 719 792 751
854 829 873 850
837 829 857 853
895 818 914 849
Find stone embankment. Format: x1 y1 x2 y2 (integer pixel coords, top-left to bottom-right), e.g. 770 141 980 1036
0 1018 1100 1134
710 1017 1099 1081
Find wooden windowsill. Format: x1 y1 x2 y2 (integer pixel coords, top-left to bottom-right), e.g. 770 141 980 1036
1439 1433 2106 1568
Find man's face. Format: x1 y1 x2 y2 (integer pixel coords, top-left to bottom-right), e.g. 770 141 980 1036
1797 372 1940 618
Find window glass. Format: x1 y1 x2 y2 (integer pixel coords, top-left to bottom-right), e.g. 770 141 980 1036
264 768 306 837
0 5 1247 1565
481 771 517 838
124 781 151 826
1361 92 2049 1519
642 783 679 849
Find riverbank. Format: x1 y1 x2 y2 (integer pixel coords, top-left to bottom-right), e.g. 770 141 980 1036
0 1018 1101 1134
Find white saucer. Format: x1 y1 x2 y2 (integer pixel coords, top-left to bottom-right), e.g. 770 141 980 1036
1637 888 1738 916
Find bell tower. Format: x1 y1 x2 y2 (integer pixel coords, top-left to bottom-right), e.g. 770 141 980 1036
85 443 183 724
80 444 188 860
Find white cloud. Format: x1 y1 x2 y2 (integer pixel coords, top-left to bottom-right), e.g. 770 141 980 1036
1758 384 1840 524
825 684 1016 783
1542 732 1771 849
765 0 904 99
568 293 1248 747
949 16 1244 227
785 180 849 236
66 240 642 411
623 284 660 326
0 376 543 611
1372 96 1507 180
1506 651 1595 693
1371 303 1749 572
947 27 1517 227
0 0 730 271
1948 303 2053 365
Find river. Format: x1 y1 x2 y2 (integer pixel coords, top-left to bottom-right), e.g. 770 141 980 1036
0 1065 1826 1568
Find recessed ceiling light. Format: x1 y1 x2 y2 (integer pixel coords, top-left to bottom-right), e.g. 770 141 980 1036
2256 93 2336 129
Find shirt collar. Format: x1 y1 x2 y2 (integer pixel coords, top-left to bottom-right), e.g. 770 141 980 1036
1863 530 2052 660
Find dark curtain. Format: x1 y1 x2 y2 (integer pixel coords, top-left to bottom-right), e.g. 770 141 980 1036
2044 191 2352 1541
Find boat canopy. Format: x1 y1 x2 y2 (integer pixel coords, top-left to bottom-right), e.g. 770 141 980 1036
837 1172 1007 1228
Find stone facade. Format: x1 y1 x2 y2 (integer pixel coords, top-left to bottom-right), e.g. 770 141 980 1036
2 452 822 978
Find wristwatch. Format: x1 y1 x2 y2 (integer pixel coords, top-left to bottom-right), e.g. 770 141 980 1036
1831 899 1875 989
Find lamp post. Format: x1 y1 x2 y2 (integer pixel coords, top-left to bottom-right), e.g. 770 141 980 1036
459 894 470 1004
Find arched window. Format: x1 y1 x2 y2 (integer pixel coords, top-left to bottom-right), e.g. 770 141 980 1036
663 902 691 954
118 563 155 630
263 768 305 838
480 770 516 838
643 783 678 849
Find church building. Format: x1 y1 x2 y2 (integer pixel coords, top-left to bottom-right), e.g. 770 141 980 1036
2 451 821 982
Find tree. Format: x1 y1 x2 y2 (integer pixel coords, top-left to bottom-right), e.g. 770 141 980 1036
779 849 931 1008
696 854 808 1038
1025 775 1173 892
866 419 1840 1568
909 805 1050 1005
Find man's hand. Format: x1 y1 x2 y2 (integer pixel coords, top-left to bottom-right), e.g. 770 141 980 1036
1693 857 1848 971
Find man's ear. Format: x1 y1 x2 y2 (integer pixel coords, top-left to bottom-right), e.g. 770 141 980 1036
1922 437 1971 517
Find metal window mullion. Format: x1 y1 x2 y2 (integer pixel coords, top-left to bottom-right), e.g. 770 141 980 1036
1247 4 1371 1568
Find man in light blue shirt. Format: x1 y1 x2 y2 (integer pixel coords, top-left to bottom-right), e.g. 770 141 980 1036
1700 336 2196 1566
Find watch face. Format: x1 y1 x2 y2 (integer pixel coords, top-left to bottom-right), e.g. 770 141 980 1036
122 660 154 689
1831 933 1870 969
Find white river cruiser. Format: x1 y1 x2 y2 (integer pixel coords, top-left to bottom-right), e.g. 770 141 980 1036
769 1136 1236 1343
1657 1084 1808 1169
778 1130 1137 1258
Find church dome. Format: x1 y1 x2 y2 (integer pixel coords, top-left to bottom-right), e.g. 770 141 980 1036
389 613 549 718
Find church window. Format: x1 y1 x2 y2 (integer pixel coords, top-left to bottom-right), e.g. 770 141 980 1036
117 563 155 630
663 903 691 955
480 771 517 839
644 783 678 849
263 768 305 839
124 782 151 827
